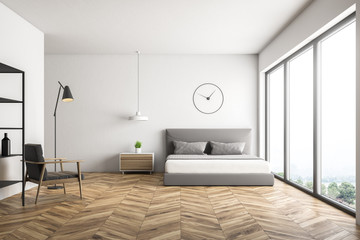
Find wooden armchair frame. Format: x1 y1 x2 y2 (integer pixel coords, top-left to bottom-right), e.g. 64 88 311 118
25 157 84 204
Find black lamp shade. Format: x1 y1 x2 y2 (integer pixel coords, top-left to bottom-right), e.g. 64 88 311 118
62 86 73 102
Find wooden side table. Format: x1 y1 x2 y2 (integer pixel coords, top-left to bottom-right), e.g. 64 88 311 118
119 153 154 174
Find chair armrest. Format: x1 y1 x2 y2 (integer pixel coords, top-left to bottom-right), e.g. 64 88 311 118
59 160 84 163
44 158 66 161
25 160 45 165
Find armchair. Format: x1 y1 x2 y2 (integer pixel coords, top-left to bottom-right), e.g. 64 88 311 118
24 144 84 204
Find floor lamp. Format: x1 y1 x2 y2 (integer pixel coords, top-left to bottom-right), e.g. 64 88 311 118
48 81 74 189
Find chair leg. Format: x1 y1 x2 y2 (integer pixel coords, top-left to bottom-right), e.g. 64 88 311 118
77 162 83 199
35 165 46 204
60 161 64 172
78 181 83 199
60 160 65 193
35 183 42 204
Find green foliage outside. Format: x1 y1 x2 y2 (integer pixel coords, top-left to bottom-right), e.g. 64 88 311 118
290 179 355 208
324 182 355 207
294 178 303 186
327 182 340 199
305 181 313 190
276 172 284 178
295 181 326 194
135 141 142 148
338 182 356 205
321 184 326 195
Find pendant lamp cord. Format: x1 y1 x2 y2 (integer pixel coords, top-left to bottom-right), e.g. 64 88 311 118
137 51 140 112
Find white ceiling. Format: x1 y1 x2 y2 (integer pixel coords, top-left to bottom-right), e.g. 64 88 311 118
0 0 312 54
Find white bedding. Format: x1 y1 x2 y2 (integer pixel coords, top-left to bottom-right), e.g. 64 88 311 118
165 154 271 174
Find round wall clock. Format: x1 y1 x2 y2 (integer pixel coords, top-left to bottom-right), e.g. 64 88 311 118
193 83 224 114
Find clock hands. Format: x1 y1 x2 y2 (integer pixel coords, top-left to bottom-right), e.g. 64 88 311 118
208 90 216 99
198 90 216 100
198 93 210 100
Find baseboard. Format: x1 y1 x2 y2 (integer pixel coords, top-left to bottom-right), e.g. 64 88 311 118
0 182 37 200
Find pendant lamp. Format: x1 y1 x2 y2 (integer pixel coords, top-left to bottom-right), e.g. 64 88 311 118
129 51 148 121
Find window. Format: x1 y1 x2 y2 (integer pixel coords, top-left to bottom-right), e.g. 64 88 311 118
268 66 284 178
320 21 356 208
265 13 356 213
289 48 313 189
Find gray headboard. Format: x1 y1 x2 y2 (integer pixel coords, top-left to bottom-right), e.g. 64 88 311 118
166 128 252 156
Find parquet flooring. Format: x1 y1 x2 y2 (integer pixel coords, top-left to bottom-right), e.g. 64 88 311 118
0 173 360 239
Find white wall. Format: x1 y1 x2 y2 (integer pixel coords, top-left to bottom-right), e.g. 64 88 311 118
0 3 44 199
45 54 258 172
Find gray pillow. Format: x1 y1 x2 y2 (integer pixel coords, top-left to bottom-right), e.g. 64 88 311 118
173 141 207 154
210 141 246 155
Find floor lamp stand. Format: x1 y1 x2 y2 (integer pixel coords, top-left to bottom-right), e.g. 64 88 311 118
48 82 70 189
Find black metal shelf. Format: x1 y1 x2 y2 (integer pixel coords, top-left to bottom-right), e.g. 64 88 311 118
0 154 22 159
0 128 23 130
0 97 22 103
0 62 25 205
0 62 23 73
0 180 22 188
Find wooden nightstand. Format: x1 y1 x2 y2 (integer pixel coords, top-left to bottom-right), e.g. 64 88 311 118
119 153 154 174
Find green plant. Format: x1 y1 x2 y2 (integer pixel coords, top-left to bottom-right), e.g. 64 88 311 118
135 141 142 148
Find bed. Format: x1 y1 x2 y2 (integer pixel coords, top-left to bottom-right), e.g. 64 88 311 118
164 129 274 186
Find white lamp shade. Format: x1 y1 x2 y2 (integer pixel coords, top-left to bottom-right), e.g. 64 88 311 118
129 111 149 121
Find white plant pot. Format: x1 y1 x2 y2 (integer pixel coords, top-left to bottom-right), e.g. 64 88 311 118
135 148 142 153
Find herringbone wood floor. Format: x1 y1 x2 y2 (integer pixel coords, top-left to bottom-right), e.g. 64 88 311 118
0 173 360 239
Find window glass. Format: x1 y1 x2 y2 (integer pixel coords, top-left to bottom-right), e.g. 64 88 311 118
268 66 284 177
320 21 356 208
289 48 314 190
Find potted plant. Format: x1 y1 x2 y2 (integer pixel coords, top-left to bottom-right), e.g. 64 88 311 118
135 141 142 153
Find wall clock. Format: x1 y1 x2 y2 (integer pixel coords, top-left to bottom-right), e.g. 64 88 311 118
193 83 224 114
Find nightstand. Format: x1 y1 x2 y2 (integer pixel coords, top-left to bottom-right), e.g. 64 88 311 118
119 153 154 174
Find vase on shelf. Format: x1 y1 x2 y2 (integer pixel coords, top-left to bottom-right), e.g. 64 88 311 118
135 148 141 153
1 133 11 156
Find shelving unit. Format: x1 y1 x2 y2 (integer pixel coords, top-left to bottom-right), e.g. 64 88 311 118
0 154 22 158
0 62 25 206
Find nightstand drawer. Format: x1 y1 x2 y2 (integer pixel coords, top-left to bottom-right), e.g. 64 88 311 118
121 154 152 160
121 159 152 170
119 153 154 173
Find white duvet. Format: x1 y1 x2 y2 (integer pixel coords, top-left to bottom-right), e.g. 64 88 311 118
165 154 271 174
